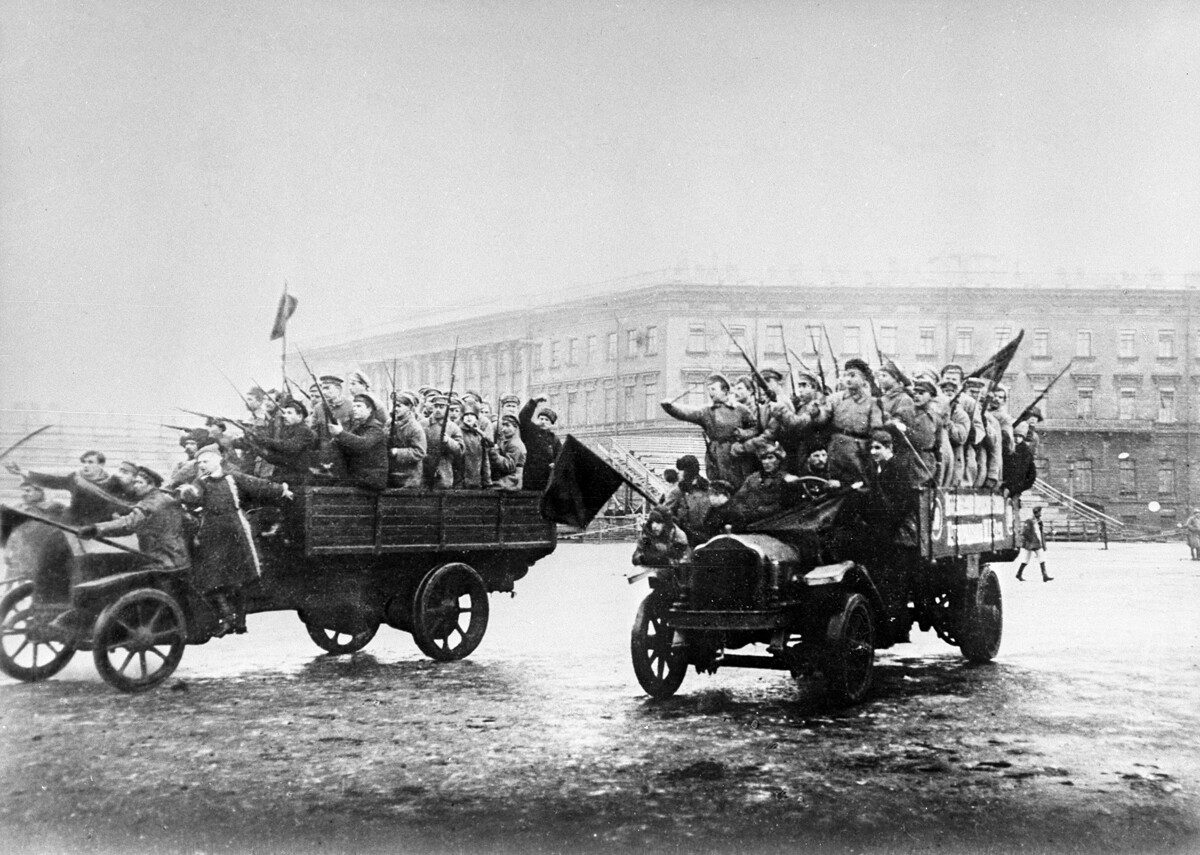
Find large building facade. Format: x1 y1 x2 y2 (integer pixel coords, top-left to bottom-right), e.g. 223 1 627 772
304 269 1200 528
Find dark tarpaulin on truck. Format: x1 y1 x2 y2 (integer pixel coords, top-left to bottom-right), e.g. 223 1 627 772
538 435 626 530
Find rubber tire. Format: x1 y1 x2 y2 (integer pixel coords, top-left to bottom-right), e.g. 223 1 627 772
958 566 1003 663
0 581 76 682
411 563 489 661
92 589 187 693
304 619 379 654
824 592 876 706
630 591 687 699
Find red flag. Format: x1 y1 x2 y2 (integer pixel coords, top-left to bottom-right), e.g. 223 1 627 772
269 286 298 341
538 435 626 529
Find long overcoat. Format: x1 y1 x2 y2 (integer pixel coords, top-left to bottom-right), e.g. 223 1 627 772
94 489 191 571
191 472 286 594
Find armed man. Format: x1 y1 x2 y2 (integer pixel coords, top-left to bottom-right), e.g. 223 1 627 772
329 392 388 492
661 373 756 489
387 391 428 488
6 450 135 525
422 393 464 489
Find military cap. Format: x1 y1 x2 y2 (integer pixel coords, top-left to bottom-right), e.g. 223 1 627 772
940 363 964 378
448 395 464 409
733 375 755 390
705 372 731 391
844 358 873 379
281 398 309 419
463 390 482 403
878 358 910 387
118 460 139 474
537 405 558 424
963 376 989 390
911 367 940 386
135 466 164 487
499 393 521 406
195 444 223 459
757 442 786 460
346 370 370 388
393 390 420 408
760 367 784 383
246 386 266 399
675 454 701 473
500 413 520 428
429 393 449 406
912 377 938 396
319 374 344 386
353 392 380 414
794 369 821 388
19 479 45 495
1026 405 1044 421
179 431 197 448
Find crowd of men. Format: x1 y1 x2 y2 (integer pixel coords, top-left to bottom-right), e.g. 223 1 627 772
3 376 563 637
634 356 1041 565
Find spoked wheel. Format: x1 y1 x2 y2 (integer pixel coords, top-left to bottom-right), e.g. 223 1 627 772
304 619 378 654
92 589 186 693
411 563 489 661
0 581 76 682
823 592 876 705
958 566 1003 662
630 591 686 699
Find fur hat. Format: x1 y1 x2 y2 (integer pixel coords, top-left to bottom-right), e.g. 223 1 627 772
878 358 910 387
757 442 786 460
844 358 873 380
281 398 309 420
537 406 558 425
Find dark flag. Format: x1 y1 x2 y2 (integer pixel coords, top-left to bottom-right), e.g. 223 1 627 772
539 435 627 529
269 285 298 341
968 329 1024 385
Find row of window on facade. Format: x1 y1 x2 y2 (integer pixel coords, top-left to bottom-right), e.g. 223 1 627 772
683 323 1188 361
1058 457 1180 498
1073 387 1181 423
532 377 661 427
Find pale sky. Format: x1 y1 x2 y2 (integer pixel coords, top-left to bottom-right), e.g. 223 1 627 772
2 0 1198 415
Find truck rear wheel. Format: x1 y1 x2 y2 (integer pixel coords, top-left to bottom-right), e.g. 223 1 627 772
631 592 686 699
958 566 1003 662
412 562 489 661
304 620 378 654
823 592 875 705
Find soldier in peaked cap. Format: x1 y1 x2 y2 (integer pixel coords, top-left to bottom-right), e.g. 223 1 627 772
819 358 882 484
489 413 526 490
329 392 388 491
498 393 521 420
661 372 756 489
244 398 315 487
938 375 971 488
346 370 389 426
388 391 427 488
422 393 464 489
82 465 189 574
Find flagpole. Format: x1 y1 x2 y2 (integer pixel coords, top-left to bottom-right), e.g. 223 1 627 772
281 280 288 392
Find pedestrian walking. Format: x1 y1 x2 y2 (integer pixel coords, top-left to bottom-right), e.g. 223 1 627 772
1016 506 1053 582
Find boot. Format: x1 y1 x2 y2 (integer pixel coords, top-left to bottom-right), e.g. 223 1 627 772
211 593 237 637
1041 563 1053 582
1016 564 1026 581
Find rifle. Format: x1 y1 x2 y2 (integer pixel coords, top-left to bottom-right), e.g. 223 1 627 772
431 338 460 478
0 425 53 461
803 329 829 394
283 375 312 402
869 318 885 368
3 505 150 559
820 324 840 382
779 327 797 398
719 320 775 402
161 423 197 432
296 347 338 427
214 364 257 414
389 357 399 427
1015 360 1072 425
175 407 254 432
